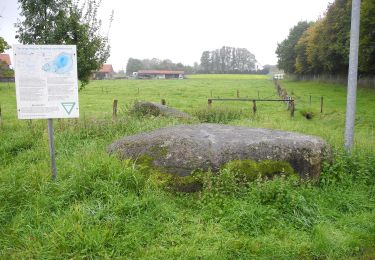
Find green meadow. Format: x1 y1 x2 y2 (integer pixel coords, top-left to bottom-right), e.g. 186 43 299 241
0 75 374 258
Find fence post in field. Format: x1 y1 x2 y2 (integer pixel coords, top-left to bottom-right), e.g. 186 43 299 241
161 99 166 105
137 87 140 95
320 96 324 113
113 99 118 119
237 89 240 98
290 100 295 117
252 100 257 114
208 99 212 108
309 95 312 106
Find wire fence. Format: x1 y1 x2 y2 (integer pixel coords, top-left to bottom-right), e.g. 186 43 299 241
287 74 375 89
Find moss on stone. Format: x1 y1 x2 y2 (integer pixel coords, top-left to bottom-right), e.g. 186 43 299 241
132 157 296 193
223 159 259 183
149 145 169 158
222 159 296 183
258 160 295 178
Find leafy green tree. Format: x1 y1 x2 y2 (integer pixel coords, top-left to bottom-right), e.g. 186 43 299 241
126 58 144 75
200 51 211 73
0 37 9 53
317 0 351 74
295 21 325 75
359 0 375 75
279 0 375 77
275 21 311 74
200 47 257 74
16 0 110 88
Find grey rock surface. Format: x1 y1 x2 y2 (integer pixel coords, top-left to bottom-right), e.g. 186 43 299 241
132 101 191 119
108 124 331 179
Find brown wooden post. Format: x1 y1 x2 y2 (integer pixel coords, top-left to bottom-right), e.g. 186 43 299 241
309 95 312 105
291 100 295 117
137 87 140 95
161 99 166 105
237 89 240 98
112 99 118 119
208 99 212 107
252 100 257 114
320 96 324 113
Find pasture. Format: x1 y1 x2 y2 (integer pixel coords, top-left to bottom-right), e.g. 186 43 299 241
0 75 374 258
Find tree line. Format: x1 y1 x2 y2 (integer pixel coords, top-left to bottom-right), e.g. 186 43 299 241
126 58 195 75
0 0 111 87
199 46 261 74
276 0 375 76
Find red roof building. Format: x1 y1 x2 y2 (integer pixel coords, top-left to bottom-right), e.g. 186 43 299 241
0 53 14 81
0 54 11 67
136 70 184 79
93 64 114 80
99 64 114 73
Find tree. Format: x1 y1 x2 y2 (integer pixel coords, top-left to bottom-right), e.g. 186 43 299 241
200 51 211 73
0 37 9 53
275 21 311 74
16 0 110 88
316 0 351 74
199 46 257 74
277 0 375 77
359 0 375 75
126 58 143 75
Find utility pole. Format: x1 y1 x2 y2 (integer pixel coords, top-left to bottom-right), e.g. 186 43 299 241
344 0 361 151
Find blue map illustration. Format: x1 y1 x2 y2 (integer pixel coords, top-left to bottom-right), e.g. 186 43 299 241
42 52 73 74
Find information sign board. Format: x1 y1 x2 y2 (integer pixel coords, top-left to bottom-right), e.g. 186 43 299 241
14 45 79 119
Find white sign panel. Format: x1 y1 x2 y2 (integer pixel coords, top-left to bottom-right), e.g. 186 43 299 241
14 45 79 119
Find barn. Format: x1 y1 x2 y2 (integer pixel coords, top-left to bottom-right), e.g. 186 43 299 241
0 53 14 82
136 70 184 79
93 64 114 80
0 54 11 69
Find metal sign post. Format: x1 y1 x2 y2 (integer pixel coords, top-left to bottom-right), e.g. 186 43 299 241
13 45 79 180
344 0 361 151
47 118 57 180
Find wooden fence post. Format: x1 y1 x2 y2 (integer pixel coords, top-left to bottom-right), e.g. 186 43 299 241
320 96 324 113
309 95 312 106
112 99 118 119
252 100 257 114
161 99 166 105
290 100 295 117
237 89 240 98
208 99 212 107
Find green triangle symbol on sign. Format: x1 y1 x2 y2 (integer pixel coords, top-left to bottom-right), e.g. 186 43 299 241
61 102 76 115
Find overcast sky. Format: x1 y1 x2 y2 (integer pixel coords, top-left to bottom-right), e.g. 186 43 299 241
1 0 333 71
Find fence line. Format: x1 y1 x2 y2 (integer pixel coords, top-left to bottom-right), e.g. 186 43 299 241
287 74 375 88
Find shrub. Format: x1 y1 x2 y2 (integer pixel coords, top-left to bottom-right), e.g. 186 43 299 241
193 107 245 123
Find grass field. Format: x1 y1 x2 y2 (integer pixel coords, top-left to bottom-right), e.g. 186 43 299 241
0 75 374 258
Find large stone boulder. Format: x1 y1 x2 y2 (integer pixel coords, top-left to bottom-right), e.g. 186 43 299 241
132 101 191 119
108 124 331 179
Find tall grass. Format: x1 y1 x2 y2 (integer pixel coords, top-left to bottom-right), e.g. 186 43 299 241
0 76 374 258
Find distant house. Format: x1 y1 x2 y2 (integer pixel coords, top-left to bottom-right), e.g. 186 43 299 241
93 64 114 80
0 54 11 69
273 73 284 80
0 53 14 82
136 70 184 79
